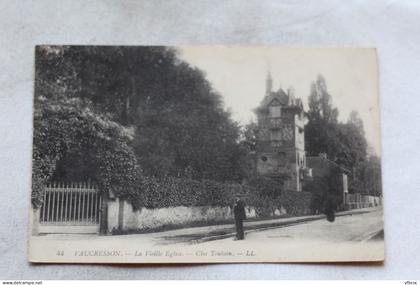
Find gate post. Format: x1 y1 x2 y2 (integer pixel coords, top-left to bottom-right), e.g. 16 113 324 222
99 190 109 235
118 198 124 231
31 207 41 235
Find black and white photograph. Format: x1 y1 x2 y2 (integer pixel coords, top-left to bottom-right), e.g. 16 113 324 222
28 46 384 263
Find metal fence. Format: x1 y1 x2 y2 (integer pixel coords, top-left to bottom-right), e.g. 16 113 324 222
38 182 102 233
344 193 382 210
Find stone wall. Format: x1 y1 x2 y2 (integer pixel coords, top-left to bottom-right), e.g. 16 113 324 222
107 197 120 232
106 198 257 233
344 193 382 210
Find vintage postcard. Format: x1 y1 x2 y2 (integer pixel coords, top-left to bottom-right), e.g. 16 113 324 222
29 46 384 263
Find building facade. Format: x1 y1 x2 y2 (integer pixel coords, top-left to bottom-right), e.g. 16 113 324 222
254 73 307 192
306 153 349 207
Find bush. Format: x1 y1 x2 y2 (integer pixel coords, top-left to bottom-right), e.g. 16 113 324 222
277 190 313 215
32 97 141 207
244 175 313 217
303 172 343 213
127 176 250 210
246 189 313 217
125 174 313 218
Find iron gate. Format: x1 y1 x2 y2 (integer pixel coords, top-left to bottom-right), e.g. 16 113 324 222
38 183 102 234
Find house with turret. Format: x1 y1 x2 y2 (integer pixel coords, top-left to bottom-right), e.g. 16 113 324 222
253 73 308 192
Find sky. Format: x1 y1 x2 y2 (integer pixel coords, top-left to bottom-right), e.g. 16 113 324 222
178 46 381 156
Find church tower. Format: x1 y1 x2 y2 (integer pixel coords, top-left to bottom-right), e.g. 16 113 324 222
254 73 307 192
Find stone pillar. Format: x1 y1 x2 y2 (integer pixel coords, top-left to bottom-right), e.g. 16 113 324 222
118 198 124 230
99 191 109 235
31 207 41 236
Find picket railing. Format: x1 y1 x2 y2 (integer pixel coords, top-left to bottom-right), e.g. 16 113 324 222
39 182 101 227
344 193 381 210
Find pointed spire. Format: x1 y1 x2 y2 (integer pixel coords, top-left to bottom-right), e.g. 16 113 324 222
265 71 273 96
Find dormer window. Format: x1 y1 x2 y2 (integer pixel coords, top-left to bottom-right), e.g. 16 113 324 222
269 106 281 118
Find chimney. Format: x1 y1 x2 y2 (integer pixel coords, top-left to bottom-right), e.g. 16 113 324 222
287 86 295 105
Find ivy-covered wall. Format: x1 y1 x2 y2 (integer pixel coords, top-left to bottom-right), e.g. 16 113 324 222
126 176 248 210
32 97 141 208
126 175 313 218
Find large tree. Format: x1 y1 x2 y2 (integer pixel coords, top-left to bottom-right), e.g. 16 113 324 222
132 62 246 181
305 75 340 159
307 75 339 124
304 75 370 194
35 46 246 183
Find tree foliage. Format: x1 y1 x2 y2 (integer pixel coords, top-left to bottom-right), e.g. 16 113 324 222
35 46 246 184
132 176 248 210
348 110 365 136
356 155 382 196
305 75 367 168
305 75 340 158
307 75 339 124
240 122 258 152
303 166 343 212
132 63 246 181
304 74 377 194
32 97 141 207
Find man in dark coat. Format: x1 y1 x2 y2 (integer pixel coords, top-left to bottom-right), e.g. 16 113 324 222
324 195 336 222
233 196 246 240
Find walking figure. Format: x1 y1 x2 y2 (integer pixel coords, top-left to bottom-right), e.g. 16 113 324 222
325 195 336 222
233 196 246 240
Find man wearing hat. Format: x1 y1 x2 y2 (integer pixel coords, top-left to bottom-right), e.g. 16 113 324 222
233 196 246 240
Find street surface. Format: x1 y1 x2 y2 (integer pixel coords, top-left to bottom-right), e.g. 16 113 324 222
183 207 384 262
30 208 384 262
215 207 383 244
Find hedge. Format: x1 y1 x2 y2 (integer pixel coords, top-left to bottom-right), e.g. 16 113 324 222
125 175 313 217
126 176 250 210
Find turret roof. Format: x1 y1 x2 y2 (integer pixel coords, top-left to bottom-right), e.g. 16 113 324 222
255 89 303 113
259 89 289 107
